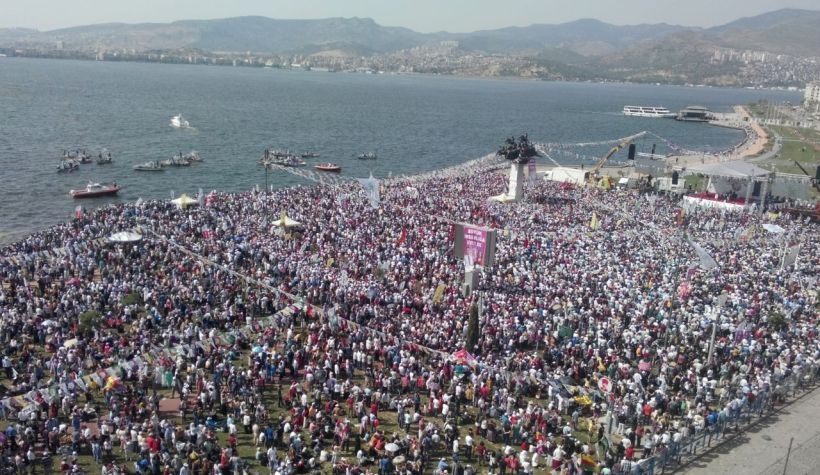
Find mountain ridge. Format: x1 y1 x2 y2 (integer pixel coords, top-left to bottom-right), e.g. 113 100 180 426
1 9 817 87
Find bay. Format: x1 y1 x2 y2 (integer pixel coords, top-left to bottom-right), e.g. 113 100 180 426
0 58 800 245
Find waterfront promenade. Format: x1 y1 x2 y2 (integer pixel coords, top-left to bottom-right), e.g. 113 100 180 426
665 105 770 168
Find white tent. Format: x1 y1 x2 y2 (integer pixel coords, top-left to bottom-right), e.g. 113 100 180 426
683 161 772 179
488 193 516 203
271 216 302 228
171 193 199 208
108 231 143 243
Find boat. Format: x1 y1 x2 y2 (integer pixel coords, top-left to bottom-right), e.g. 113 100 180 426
69 182 121 198
169 114 191 128
96 149 113 164
622 106 676 118
357 152 377 160
133 161 164 171
301 151 321 158
182 150 202 162
62 149 92 162
57 160 80 173
314 163 341 172
160 153 194 167
266 155 306 167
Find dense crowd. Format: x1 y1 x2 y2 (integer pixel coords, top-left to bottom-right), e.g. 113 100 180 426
0 168 817 475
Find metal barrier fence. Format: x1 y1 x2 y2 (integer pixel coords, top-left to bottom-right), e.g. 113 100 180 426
610 363 818 475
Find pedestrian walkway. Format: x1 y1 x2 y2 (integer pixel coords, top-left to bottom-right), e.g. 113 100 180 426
681 388 820 474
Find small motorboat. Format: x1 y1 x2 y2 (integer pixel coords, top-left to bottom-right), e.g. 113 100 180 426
301 151 320 158
357 152 377 160
133 161 164 171
70 182 121 198
267 155 306 167
57 160 79 173
314 163 341 172
96 149 113 164
63 149 91 163
183 150 202 162
170 113 191 128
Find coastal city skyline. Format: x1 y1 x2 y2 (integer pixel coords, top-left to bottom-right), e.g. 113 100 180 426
3 0 819 33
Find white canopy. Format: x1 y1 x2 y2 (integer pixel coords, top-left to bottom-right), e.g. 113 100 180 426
762 223 786 234
683 161 772 179
271 216 302 228
108 231 143 243
488 193 516 203
171 194 199 208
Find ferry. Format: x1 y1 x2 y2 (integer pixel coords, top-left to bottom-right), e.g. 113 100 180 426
622 106 676 118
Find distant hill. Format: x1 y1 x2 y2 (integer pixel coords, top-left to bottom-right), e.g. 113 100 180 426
454 19 690 55
1 9 817 86
0 16 428 54
703 8 820 57
0 15 690 55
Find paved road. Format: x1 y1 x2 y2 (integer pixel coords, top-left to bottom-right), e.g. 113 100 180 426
680 387 820 475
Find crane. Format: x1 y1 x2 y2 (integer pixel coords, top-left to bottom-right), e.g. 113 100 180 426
588 131 647 186
793 161 820 192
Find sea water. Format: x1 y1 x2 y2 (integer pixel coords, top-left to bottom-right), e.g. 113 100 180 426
0 58 801 245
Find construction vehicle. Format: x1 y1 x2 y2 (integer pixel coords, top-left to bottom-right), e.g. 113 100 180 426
587 131 646 187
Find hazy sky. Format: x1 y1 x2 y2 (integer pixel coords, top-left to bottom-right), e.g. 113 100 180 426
4 0 818 32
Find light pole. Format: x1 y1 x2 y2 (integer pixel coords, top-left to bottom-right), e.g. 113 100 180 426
707 293 728 365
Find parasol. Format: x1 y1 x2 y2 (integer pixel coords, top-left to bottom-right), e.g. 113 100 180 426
385 443 400 453
171 193 199 209
108 231 143 243
63 338 78 348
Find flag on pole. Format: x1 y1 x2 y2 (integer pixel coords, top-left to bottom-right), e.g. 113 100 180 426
74 205 83 219
589 212 600 230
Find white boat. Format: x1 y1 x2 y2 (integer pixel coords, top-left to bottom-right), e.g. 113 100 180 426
133 161 164 171
170 114 191 128
70 182 121 198
622 106 675 118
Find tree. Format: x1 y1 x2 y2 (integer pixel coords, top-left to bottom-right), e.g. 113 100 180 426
466 303 479 351
768 311 787 332
78 310 102 337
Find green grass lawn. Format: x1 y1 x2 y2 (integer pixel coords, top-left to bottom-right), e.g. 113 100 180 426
37 346 609 475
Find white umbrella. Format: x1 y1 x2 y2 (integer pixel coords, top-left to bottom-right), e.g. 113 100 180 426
171 193 199 209
108 231 143 243
271 216 302 228
385 443 400 453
